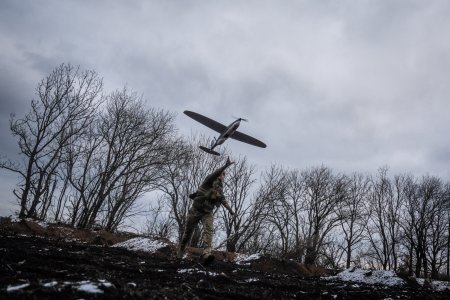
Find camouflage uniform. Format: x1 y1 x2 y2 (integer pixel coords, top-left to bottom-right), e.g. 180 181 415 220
178 164 232 258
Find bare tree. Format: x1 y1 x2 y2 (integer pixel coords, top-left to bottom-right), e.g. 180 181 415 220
265 183 291 256
405 176 445 278
415 176 448 278
217 159 286 254
366 167 394 270
285 170 307 259
1 64 103 219
337 173 371 268
262 166 310 257
217 156 256 252
445 184 450 277
365 168 405 271
49 163 71 222
231 165 287 254
66 122 103 226
301 166 346 265
398 174 419 276
142 196 176 239
388 174 407 271
426 181 448 278
155 139 195 242
320 234 346 269
66 89 178 230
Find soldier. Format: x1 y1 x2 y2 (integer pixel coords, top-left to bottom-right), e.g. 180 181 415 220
177 157 235 261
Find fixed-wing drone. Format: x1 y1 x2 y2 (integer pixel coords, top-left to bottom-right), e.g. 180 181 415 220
184 110 267 155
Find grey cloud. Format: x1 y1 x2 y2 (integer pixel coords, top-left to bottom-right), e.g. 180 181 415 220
2 0 450 216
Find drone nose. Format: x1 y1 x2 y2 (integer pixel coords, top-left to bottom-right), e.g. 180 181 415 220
232 115 248 122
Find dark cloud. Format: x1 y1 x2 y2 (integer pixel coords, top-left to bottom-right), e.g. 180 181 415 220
2 1 450 216
0 64 35 158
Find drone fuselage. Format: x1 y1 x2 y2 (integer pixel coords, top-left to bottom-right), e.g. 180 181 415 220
211 119 241 149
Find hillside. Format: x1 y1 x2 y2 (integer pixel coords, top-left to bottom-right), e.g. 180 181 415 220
1 217 450 299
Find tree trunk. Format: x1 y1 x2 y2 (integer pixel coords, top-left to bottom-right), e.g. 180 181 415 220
415 247 422 277
408 246 414 276
447 224 450 276
19 154 36 218
346 243 352 268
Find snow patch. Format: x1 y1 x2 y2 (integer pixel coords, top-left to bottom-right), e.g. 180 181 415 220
77 282 104 294
42 281 58 288
37 279 114 293
7 283 30 292
178 268 218 277
324 268 405 286
98 279 113 288
235 253 261 265
9 216 22 223
112 237 168 253
70 280 114 293
36 221 49 228
416 278 450 291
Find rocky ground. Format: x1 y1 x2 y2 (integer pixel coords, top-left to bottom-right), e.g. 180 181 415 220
1 218 450 299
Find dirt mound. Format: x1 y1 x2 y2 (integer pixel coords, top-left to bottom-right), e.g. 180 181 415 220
1 218 450 299
0 216 136 245
241 255 336 277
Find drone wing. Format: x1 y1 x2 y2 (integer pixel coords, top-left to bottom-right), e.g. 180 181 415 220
231 130 267 148
184 111 227 134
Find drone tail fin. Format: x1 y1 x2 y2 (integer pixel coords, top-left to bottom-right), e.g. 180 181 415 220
199 146 221 156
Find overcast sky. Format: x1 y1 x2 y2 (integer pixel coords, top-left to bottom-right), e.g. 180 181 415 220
1 0 450 217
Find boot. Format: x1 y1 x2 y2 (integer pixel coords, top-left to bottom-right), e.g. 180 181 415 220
201 249 215 265
177 245 186 259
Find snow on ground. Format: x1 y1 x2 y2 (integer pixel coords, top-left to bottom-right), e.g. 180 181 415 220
6 283 30 293
324 268 405 286
7 280 114 294
42 281 58 288
234 253 261 265
324 268 450 291
178 268 219 277
112 237 168 253
77 282 104 294
35 220 49 228
7 216 22 223
416 278 450 291
66 280 113 294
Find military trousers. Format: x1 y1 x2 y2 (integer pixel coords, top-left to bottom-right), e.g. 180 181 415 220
179 206 214 255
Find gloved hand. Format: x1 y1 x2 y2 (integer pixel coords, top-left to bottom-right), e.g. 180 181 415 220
225 157 234 167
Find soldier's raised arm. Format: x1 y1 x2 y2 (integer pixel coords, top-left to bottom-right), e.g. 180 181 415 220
202 157 235 186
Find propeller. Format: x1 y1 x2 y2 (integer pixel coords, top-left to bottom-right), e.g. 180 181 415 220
232 116 248 122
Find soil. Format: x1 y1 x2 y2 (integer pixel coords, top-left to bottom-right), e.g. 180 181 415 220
1 218 449 299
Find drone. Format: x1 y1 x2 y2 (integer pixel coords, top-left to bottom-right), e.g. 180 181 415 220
184 110 267 155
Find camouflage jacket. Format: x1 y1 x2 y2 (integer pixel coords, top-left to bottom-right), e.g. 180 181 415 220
191 165 230 212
